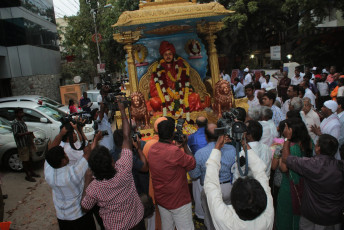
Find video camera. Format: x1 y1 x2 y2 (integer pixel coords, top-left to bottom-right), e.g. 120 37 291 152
214 109 247 141
174 118 186 143
59 113 91 150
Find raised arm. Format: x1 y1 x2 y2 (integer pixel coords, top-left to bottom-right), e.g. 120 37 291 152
118 98 131 150
48 126 68 150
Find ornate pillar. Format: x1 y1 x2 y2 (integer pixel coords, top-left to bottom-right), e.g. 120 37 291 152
113 31 141 93
197 22 224 96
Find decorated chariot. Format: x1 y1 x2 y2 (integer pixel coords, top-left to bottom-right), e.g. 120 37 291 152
112 0 247 134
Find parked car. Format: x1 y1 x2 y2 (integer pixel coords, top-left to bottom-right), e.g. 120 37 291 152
85 90 100 110
0 101 94 141
0 95 70 114
0 117 48 171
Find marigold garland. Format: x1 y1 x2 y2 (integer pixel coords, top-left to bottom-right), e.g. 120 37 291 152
152 56 191 118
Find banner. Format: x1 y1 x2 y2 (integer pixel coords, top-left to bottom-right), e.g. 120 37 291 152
270 46 281 60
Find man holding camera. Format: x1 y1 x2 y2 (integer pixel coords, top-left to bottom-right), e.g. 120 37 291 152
204 135 274 230
44 120 103 230
148 117 196 229
189 123 236 230
95 101 114 151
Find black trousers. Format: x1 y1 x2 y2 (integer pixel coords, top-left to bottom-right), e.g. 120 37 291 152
57 211 96 230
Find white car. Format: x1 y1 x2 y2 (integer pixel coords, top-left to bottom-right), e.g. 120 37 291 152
0 117 48 171
0 101 94 141
86 90 100 110
0 95 70 114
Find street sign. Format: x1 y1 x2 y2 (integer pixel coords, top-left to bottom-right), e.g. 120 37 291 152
97 63 105 73
270 46 281 60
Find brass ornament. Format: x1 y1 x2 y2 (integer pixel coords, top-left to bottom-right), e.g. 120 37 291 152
133 44 148 64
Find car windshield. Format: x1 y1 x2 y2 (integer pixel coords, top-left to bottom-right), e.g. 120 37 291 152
87 93 99 102
39 97 63 108
0 117 12 134
36 106 66 121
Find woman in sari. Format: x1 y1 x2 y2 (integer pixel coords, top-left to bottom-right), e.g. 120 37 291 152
276 118 313 230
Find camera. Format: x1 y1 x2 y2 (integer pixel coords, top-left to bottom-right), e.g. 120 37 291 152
59 114 89 150
214 109 247 141
174 118 186 143
132 131 142 142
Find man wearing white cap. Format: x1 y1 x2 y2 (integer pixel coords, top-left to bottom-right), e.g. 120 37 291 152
311 100 341 158
243 67 252 86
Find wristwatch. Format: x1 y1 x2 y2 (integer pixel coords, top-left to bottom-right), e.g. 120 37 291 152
284 138 291 142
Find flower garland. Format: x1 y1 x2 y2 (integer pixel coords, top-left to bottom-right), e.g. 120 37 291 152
152 56 191 118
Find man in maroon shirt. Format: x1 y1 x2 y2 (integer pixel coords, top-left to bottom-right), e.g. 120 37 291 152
148 117 196 229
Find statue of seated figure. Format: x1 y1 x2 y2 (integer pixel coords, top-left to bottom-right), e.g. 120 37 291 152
149 41 208 120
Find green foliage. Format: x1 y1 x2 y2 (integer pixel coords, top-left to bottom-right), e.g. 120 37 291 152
59 0 139 81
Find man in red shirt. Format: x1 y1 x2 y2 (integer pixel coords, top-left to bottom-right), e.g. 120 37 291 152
148 117 196 229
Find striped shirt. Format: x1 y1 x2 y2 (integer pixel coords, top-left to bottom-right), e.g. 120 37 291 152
81 148 144 230
11 119 29 148
44 157 88 220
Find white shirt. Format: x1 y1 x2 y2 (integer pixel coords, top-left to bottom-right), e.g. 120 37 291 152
97 113 114 151
300 109 320 143
317 82 329 96
282 99 290 115
304 88 316 109
338 111 344 146
243 73 252 86
320 113 341 139
291 75 303 86
97 95 103 109
44 157 88 220
261 82 274 89
338 86 344 97
248 142 272 179
259 120 278 146
204 149 274 230
233 82 245 98
63 141 83 165
223 74 231 82
247 96 260 108
259 76 266 85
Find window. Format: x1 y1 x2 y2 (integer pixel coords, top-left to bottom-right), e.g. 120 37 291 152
23 109 44 122
36 105 64 121
0 108 16 121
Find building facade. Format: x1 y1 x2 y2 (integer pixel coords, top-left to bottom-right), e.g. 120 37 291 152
0 0 61 101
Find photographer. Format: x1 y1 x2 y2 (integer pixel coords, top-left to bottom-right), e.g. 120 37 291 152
148 117 196 229
81 97 145 230
60 117 89 165
112 119 149 194
95 101 114 151
188 123 236 230
45 121 103 230
204 135 274 230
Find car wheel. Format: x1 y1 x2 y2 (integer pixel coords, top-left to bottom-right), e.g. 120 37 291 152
3 149 23 171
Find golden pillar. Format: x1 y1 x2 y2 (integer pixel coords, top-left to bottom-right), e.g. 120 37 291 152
113 31 141 93
197 22 224 96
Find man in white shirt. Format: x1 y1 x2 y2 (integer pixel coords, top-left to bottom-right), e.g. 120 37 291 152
301 97 320 144
291 68 303 86
204 136 274 230
245 84 260 108
95 103 114 151
245 120 272 178
45 126 102 229
261 75 274 90
311 100 341 158
258 71 266 85
300 80 316 109
282 85 299 116
233 78 245 98
223 72 231 82
259 106 278 146
243 68 252 86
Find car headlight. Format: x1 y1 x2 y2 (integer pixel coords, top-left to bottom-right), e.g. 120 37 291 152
83 127 94 133
34 138 44 145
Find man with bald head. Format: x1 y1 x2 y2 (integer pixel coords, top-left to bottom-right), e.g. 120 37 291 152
187 116 208 222
189 123 236 230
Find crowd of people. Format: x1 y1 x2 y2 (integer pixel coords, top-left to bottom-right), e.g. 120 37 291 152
39 65 343 230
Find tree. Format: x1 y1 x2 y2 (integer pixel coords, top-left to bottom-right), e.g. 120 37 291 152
58 0 139 83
